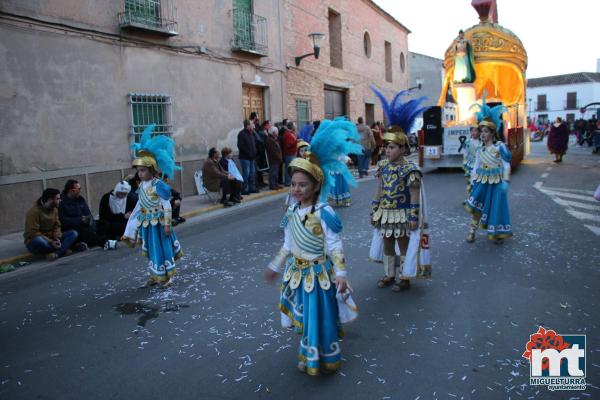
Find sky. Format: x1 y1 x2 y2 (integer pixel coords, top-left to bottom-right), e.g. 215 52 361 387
373 0 600 78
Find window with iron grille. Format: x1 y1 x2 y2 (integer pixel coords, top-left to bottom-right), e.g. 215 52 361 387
128 93 173 154
125 0 161 28
296 100 311 131
119 0 178 35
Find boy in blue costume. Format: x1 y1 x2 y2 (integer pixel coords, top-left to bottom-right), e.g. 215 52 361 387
123 125 183 287
265 118 362 376
370 87 427 292
464 101 512 244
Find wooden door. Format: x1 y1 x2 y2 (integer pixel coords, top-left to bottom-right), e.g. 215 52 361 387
365 103 375 126
242 84 264 121
324 88 346 120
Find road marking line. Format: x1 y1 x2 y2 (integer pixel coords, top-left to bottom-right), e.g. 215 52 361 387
538 190 598 203
541 173 549 178
551 197 600 212
584 225 600 236
565 209 600 223
533 181 543 189
546 167 552 171
539 186 595 195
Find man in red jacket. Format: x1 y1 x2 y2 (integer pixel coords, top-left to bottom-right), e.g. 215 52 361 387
281 121 297 186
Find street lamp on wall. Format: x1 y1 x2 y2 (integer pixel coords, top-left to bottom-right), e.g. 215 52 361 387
295 32 325 66
408 77 424 91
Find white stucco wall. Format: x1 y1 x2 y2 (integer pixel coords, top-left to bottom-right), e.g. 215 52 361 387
527 82 600 123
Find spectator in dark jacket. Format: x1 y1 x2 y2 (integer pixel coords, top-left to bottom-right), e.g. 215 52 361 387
125 173 141 211
237 119 258 194
202 148 239 207
59 179 103 248
265 126 283 190
98 180 133 240
162 176 185 226
219 147 243 201
255 120 271 188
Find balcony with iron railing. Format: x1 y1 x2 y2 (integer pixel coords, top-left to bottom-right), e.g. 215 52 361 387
230 8 268 56
535 103 548 112
119 0 178 36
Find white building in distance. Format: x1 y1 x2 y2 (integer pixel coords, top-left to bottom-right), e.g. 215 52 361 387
527 70 600 125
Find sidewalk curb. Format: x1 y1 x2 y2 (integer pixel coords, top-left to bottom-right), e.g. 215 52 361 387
0 253 35 266
179 187 289 220
0 187 291 281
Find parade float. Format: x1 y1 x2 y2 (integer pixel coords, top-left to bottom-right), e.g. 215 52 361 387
419 0 528 169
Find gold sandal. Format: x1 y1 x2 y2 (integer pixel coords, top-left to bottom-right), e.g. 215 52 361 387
392 279 410 292
377 276 395 288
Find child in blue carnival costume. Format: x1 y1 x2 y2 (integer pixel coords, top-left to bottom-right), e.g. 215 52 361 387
370 87 427 292
464 100 512 244
123 125 183 287
327 155 353 207
265 118 362 376
462 123 481 194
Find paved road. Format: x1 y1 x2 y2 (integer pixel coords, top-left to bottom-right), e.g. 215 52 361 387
1 141 599 400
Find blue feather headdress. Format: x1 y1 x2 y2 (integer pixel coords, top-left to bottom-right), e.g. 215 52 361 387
370 86 428 139
289 117 363 202
470 96 507 133
131 124 180 179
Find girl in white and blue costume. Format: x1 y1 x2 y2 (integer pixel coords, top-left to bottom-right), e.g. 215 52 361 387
464 102 512 244
123 125 183 286
327 160 352 207
265 118 362 376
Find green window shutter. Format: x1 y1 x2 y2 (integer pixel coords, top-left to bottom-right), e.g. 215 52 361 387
296 100 311 130
234 0 252 12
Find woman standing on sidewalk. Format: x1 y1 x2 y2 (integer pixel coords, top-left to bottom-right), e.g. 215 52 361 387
547 117 569 163
264 118 361 376
123 125 183 288
464 101 512 244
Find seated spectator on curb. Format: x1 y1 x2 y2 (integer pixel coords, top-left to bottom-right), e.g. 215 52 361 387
202 148 239 207
59 179 104 248
219 147 244 200
24 188 82 261
163 175 186 226
98 180 133 240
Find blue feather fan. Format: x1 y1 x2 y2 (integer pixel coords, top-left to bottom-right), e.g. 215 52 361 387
470 96 507 131
370 86 428 133
309 118 363 202
131 124 180 179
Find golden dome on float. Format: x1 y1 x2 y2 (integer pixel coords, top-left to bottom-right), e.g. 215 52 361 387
438 3 528 107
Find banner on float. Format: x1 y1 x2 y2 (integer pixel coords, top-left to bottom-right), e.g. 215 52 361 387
443 126 471 155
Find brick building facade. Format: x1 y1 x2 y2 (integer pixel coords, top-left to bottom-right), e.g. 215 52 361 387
284 0 410 129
